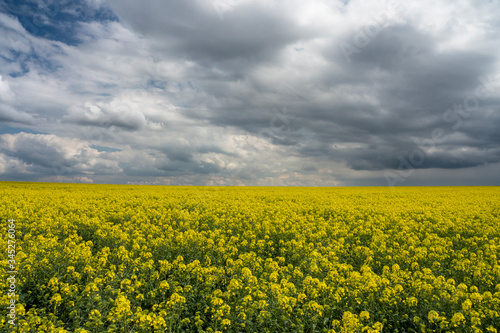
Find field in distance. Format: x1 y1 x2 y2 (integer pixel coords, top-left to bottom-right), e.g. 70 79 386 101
1 183 499 332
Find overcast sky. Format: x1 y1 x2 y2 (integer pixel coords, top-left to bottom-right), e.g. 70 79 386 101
0 0 499 186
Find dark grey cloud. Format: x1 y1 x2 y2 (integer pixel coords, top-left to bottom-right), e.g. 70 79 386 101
155 159 221 176
64 111 145 131
107 0 312 66
342 145 500 171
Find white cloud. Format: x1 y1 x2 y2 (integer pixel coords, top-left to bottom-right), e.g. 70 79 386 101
74 176 94 183
0 75 35 124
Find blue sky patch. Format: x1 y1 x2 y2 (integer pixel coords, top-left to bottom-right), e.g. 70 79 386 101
0 125 48 135
1 0 118 46
89 145 122 152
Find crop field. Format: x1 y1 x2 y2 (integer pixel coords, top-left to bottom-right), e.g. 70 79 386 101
0 183 499 332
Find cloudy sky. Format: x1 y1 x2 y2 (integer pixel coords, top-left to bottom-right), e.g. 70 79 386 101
0 0 499 186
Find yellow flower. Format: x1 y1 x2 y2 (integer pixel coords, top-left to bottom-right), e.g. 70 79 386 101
470 292 483 304
113 294 131 317
228 278 241 290
341 311 362 330
407 297 418 307
167 293 186 308
462 299 473 312
50 293 62 305
159 280 170 290
241 267 252 277
89 309 101 320
451 313 466 327
306 301 323 316
428 310 440 323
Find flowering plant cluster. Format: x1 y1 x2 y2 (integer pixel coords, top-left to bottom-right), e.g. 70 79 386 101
0 183 499 332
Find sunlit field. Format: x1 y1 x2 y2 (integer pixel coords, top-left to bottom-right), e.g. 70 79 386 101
1 182 499 332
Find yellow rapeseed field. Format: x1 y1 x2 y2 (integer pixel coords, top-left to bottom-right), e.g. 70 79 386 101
1 182 499 332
